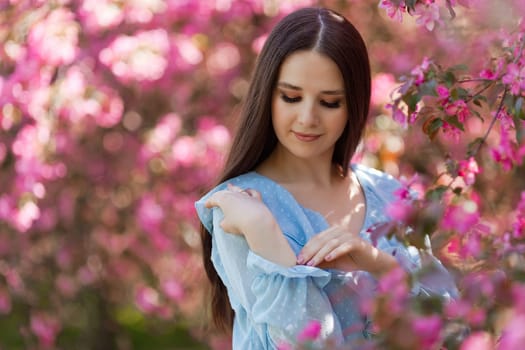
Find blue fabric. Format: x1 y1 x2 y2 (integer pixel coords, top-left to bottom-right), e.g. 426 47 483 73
195 164 458 349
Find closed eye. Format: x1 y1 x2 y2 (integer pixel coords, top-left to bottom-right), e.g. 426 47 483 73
280 93 301 103
320 100 341 109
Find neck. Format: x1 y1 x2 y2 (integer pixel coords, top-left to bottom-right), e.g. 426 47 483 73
257 147 344 188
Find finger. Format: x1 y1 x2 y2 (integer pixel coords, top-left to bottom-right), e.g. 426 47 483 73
305 238 344 266
204 190 229 208
298 227 340 263
324 241 356 261
244 188 262 200
227 183 243 192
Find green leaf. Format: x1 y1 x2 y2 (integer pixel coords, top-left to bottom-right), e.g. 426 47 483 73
425 185 448 201
420 80 437 96
443 71 456 86
446 115 466 131
402 93 420 115
467 137 484 157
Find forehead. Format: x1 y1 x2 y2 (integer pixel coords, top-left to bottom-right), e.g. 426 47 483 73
277 50 344 90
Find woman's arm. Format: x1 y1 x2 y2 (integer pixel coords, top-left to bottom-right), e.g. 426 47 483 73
205 184 296 266
297 224 399 278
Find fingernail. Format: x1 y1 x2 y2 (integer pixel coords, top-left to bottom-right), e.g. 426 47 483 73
297 255 304 264
325 254 332 261
306 260 315 266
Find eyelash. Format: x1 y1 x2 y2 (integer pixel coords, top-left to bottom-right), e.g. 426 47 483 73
280 93 342 109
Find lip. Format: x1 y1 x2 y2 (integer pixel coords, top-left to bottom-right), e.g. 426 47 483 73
292 131 321 142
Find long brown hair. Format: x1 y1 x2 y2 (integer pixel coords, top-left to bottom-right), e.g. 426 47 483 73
200 7 371 331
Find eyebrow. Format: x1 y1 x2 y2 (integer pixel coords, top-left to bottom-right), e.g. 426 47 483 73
277 82 345 95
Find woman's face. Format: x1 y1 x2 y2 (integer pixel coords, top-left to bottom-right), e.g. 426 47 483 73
271 50 347 163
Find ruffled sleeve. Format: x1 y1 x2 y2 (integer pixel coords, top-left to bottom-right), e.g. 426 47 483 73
195 185 344 347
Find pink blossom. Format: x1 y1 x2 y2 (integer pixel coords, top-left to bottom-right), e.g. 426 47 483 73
297 320 322 343
125 0 166 24
460 331 494 350
512 192 525 238
411 57 432 85
206 42 241 75
145 113 182 153
479 69 497 80
15 200 41 233
372 73 397 106
79 0 124 32
161 279 184 302
135 285 160 314
414 2 441 31
28 8 79 66
55 274 77 298
379 0 406 22
411 315 442 348
502 63 525 95
137 195 164 232
30 312 61 348
490 122 525 171
445 99 470 122
441 201 480 234
441 120 462 142
172 136 198 166
0 287 11 314
175 35 203 66
252 34 268 54
436 84 450 101
99 29 170 82
458 157 480 185
497 314 525 350
386 199 413 222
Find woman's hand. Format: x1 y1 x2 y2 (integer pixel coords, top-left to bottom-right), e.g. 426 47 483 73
205 184 273 235
205 184 296 266
297 225 398 277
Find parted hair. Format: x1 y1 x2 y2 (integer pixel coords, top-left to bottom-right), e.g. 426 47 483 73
200 7 371 331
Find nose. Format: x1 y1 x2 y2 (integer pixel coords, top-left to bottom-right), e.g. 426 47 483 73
297 100 318 126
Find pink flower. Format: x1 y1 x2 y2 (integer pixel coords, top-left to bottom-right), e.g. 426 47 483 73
386 199 413 222
137 195 164 233
99 29 170 82
371 73 397 106
445 99 470 122
161 278 184 302
479 69 497 80
460 331 494 350
436 84 450 101
379 0 406 22
497 314 525 350
28 8 79 66
412 315 442 348
0 287 11 315
458 157 480 185
30 312 61 348
411 57 432 85
502 63 525 95
297 320 322 343
414 3 441 31
79 0 124 32
135 285 160 314
441 201 479 234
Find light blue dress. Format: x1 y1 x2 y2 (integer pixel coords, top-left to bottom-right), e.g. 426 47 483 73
195 164 457 349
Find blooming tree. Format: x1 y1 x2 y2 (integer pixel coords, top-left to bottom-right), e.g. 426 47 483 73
0 0 524 349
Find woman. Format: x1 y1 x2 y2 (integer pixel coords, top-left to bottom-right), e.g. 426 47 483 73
195 7 457 349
